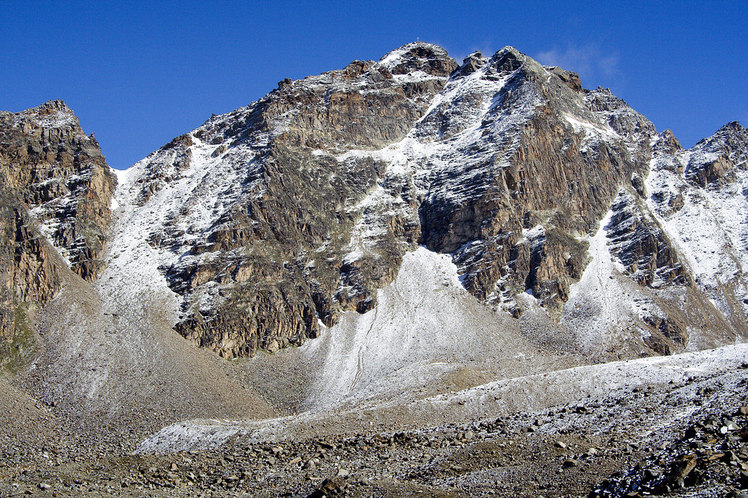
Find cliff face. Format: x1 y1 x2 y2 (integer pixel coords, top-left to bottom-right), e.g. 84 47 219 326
415 49 651 315
0 101 115 362
3 43 747 362
0 190 63 354
114 43 459 358
0 100 116 281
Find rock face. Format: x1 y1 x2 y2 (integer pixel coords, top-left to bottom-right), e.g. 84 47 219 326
0 101 115 359
105 42 748 359
0 190 63 368
0 100 116 281
114 43 458 358
3 43 747 362
415 49 647 314
644 120 748 341
685 121 747 188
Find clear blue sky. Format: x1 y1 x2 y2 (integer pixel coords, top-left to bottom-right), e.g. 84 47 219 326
2 1 746 170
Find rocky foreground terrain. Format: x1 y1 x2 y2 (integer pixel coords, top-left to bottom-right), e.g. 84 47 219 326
1 347 747 496
1 42 747 496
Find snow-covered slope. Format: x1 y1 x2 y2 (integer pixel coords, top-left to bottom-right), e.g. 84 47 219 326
297 247 571 410
645 123 748 333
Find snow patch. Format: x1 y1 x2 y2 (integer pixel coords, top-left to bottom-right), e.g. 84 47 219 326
562 209 650 352
563 112 619 142
299 246 540 410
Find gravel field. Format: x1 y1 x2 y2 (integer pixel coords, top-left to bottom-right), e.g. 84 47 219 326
2 347 746 497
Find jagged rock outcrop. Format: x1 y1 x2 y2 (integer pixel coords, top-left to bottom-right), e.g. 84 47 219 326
0 100 116 280
544 66 583 93
0 101 115 364
606 188 690 288
684 121 747 188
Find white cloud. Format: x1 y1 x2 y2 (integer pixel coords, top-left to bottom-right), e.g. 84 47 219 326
535 45 620 84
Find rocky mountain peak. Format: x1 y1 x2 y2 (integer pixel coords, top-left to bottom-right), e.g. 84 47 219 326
34 98 71 112
0 99 117 354
657 129 682 154
377 42 457 76
452 51 488 77
490 46 525 73
25 98 74 116
685 120 747 187
0 100 115 282
2 100 83 145
112 41 740 359
4 43 746 364
719 120 745 132
695 120 747 156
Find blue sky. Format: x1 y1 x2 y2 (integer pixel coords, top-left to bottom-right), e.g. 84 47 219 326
2 1 746 170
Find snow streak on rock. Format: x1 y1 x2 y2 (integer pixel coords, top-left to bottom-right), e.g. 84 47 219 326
646 124 748 328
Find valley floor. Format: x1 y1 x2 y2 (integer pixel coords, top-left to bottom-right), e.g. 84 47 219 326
1 345 747 497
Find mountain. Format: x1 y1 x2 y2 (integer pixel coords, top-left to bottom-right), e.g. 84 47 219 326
0 42 747 496
102 43 745 361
